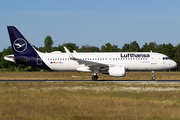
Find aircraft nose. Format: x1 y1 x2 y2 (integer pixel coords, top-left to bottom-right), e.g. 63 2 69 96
171 60 177 68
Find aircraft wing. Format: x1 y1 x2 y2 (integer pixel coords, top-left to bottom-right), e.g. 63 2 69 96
63 46 109 70
71 57 108 68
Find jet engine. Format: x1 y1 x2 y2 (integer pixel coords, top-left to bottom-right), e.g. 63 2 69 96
108 66 126 77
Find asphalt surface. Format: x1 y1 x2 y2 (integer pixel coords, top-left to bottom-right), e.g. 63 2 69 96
0 80 180 82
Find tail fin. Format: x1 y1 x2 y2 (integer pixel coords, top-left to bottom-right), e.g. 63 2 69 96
7 26 37 56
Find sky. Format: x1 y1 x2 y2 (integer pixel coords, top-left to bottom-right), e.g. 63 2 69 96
1 0 180 51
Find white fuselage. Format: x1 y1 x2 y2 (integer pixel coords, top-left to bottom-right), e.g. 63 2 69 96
38 52 177 72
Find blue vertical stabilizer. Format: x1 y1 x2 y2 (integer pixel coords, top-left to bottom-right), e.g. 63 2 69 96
7 26 37 56
7 26 50 70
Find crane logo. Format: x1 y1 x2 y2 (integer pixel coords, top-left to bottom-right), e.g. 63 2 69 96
13 38 27 52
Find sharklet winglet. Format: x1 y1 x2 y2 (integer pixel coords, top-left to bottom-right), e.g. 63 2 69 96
63 46 75 59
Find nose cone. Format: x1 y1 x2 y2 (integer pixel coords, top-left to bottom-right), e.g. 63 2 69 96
171 60 177 69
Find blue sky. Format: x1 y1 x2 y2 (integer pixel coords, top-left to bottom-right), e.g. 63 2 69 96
1 0 180 51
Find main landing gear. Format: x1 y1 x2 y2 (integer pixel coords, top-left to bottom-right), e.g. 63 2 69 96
92 75 98 81
92 70 99 81
152 71 156 80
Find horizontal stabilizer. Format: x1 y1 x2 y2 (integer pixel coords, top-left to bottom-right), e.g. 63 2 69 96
4 55 15 63
4 55 27 63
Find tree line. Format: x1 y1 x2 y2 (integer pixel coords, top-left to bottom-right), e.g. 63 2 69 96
0 35 180 71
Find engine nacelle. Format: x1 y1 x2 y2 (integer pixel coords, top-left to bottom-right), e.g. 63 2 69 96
108 67 126 77
77 66 91 72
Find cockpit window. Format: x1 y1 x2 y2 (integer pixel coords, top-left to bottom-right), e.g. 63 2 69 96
163 57 170 60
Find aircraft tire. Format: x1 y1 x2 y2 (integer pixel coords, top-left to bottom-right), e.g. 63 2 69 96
92 75 98 81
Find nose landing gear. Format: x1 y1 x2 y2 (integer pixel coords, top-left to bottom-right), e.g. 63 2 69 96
92 70 99 81
152 71 156 80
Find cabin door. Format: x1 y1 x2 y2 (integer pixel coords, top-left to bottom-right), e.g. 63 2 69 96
151 54 157 64
37 55 42 65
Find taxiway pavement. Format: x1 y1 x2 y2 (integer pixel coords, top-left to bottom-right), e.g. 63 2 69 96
0 80 179 82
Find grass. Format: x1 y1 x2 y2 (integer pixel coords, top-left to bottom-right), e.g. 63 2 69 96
0 82 180 119
0 72 180 119
0 71 179 80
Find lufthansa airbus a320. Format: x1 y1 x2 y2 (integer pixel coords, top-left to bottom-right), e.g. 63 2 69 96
4 26 177 80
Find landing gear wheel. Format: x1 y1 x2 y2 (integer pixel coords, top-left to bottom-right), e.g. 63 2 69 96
152 76 156 80
92 75 98 81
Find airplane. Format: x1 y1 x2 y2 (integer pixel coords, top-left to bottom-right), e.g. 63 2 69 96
4 26 177 80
